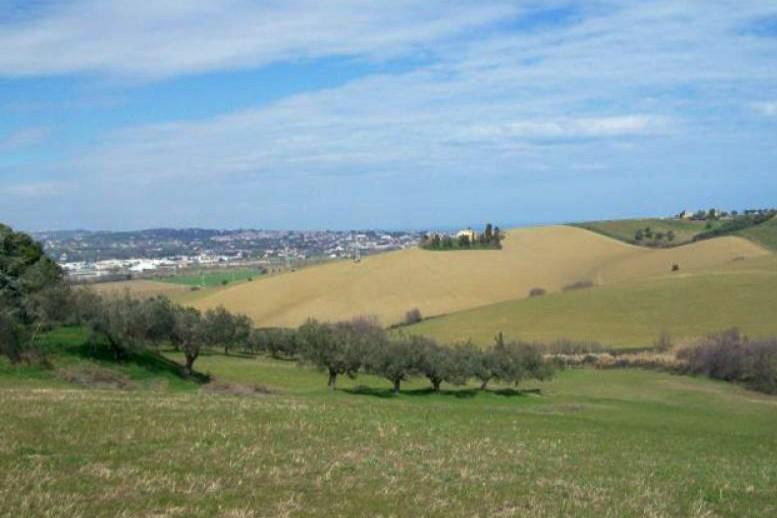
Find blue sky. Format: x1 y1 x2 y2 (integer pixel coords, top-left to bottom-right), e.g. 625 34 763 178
0 1 776 231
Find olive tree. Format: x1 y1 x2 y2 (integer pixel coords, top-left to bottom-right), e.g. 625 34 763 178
171 306 205 376
366 335 420 394
416 337 468 391
469 345 499 390
87 293 154 360
202 306 252 355
299 320 351 389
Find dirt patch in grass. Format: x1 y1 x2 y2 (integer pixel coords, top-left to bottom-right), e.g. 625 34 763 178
203 380 277 397
56 365 137 390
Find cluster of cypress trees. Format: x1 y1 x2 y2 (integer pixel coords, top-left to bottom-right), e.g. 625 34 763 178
422 223 503 250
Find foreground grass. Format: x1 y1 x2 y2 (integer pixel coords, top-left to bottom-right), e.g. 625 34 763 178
2 352 777 516
408 268 777 348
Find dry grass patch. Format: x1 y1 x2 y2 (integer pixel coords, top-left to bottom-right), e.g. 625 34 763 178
189 226 768 327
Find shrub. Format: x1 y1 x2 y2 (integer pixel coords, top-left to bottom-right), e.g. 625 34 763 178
562 280 594 292
672 264 680 272
404 308 423 325
529 288 546 297
677 329 777 394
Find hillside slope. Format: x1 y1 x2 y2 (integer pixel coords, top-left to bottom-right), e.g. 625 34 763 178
572 218 711 246
407 257 777 348
736 215 777 251
190 226 768 327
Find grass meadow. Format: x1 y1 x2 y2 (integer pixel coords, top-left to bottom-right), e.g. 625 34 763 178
408 264 777 348
2 343 777 517
737 216 777 251
158 267 266 288
572 218 714 246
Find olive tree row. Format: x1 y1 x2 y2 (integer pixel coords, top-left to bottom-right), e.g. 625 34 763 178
297 321 555 393
74 291 251 376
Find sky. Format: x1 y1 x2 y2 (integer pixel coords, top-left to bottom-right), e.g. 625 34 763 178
0 1 776 231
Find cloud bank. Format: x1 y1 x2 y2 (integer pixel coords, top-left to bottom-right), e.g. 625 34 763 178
0 1 776 229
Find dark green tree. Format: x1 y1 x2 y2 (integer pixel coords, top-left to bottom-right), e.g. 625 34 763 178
0 223 65 360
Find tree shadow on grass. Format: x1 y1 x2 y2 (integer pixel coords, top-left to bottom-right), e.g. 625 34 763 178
343 385 536 399
67 343 210 384
491 387 540 397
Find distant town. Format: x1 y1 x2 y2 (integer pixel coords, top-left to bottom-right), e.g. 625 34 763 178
34 207 776 283
33 228 424 282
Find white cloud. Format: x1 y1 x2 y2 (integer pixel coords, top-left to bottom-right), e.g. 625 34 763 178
3 0 777 231
463 116 670 141
0 0 519 79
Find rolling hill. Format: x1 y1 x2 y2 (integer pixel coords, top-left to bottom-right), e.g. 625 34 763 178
188 225 769 328
407 255 777 348
572 218 713 246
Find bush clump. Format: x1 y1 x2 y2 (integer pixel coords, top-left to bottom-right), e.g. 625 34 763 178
677 329 777 394
529 288 546 297
403 308 423 325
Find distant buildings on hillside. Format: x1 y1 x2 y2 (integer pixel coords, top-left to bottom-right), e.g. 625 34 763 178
674 207 775 221
47 228 424 282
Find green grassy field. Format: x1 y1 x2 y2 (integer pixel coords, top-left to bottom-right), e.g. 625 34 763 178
157 267 265 288
572 218 715 246
408 262 777 348
2 338 777 516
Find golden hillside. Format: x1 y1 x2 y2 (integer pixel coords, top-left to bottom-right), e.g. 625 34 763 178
189 226 769 327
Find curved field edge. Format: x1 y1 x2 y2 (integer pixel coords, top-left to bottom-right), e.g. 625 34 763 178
407 266 777 348
187 226 768 328
571 218 712 246
573 215 777 251
736 215 777 251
